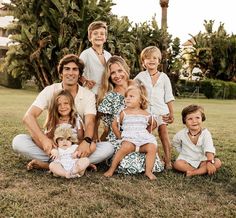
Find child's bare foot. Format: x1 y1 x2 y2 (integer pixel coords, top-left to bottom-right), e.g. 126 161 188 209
65 171 80 179
27 159 49 170
72 157 90 176
186 170 195 177
103 169 114 177
145 172 157 180
165 162 173 170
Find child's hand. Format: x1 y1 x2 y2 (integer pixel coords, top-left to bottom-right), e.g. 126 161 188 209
167 113 174 124
86 80 96 89
206 162 216 175
50 148 59 160
163 113 174 124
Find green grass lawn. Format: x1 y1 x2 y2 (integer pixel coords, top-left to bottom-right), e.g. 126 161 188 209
1 86 236 217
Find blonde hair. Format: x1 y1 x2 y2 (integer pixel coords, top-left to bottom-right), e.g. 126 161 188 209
97 55 130 106
140 46 162 65
44 90 78 139
125 80 149 110
88 21 108 39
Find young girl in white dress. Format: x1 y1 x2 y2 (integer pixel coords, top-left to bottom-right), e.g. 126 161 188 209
173 104 222 177
104 80 159 180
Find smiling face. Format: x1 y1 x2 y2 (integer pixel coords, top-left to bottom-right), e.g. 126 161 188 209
61 62 80 87
57 95 72 119
185 110 203 132
89 27 107 47
143 51 160 71
109 63 129 86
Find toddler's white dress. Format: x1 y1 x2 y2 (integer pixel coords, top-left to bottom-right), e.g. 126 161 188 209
54 144 78 171
121 111 157 147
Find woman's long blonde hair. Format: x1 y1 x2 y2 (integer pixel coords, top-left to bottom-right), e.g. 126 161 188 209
97 55 130 106
44 90 77 139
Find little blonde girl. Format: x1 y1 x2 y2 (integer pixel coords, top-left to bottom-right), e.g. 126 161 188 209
27 90 96 171
104 81 159 180
173 104 222 176
49 124 90 178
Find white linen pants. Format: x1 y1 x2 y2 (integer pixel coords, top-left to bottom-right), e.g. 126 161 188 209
12 134 114 164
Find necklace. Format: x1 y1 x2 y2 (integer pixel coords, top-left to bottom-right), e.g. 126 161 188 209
150 71 158 77
188 129 202 138
92 47 104 56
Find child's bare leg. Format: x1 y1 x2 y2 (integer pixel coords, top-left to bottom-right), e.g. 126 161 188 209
49 162 69 178
158 125 172 169
173 160 195 175
104 141 135 177
140 143 157 180
187 158 222 177
72 157 90 176
27 159 49 170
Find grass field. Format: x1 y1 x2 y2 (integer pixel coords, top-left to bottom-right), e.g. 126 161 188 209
0 86 236 217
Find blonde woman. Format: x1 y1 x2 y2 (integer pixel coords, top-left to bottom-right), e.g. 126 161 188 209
97 56 164 175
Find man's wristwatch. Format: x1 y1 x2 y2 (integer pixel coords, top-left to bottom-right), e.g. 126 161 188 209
83 137 92 144
206 159 215 164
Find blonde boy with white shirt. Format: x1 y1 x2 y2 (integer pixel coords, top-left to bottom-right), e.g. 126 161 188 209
135 46 174 169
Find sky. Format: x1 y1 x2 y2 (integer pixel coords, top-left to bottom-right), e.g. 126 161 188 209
112 0 236 43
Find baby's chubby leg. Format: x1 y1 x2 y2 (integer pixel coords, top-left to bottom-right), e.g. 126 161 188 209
49 162 71 178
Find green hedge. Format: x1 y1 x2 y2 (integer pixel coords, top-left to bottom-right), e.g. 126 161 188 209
177 79 236 99
0 71 22 89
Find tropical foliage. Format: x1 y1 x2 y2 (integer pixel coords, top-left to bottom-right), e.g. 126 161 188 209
185 20 236 81
3 0 181 90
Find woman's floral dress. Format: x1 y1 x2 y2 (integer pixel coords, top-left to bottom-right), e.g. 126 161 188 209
98 91 164 175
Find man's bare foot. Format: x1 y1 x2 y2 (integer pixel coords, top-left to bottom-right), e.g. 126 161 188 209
27 159 49 170
145 172 157 180
103 169 114 177
186 170 195 177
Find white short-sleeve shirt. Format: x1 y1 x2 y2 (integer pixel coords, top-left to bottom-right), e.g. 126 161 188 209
32 83 96 120
172 128 216 168
135 70 175 115
80 47 112 94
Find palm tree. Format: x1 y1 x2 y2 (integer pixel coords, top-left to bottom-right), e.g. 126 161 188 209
159 0 169 73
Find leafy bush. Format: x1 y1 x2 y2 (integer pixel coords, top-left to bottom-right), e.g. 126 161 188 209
177 79 236 99
201 79 236 99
